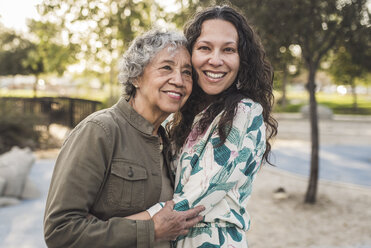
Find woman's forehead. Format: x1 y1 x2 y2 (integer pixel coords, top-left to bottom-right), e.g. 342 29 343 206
196 19 238 44
151 45 190 64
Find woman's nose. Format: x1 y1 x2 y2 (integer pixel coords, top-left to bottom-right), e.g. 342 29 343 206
208 52 223 66
169 71 184 86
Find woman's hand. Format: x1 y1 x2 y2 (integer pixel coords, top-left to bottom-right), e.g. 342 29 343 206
153 201 205 241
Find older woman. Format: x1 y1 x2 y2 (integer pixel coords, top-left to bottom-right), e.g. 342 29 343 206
43 29 204 248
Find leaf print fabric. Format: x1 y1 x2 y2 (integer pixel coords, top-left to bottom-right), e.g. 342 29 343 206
147 99 266 248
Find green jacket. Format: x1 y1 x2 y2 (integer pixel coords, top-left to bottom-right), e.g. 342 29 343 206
44 97 174 248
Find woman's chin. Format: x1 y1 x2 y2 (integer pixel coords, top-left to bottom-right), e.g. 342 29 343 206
159 105 182 115
202 89 223 96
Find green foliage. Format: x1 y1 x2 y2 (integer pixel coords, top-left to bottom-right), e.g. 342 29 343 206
0 109 43 154
0 20 76 79
169 0 211 28
329 47 367 85
0 29 39 76
177 0 369 94
23 20 78 77
230 0 300 70
232 0 369 67
341 0 371 72
37 0 165 88
326 0 371 106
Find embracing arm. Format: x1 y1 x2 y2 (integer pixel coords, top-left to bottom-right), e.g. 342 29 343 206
148 101 266 217
126 211 152 220
43 121 154 248
126 201 204 241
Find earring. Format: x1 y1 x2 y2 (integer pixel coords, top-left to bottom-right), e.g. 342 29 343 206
132 80 139 89
236 80 242 90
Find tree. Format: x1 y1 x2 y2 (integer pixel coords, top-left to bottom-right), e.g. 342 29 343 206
329 47 368 110
0 21 77 96
166 0 204 28
328 9 371 110
22 20 77 97
273 47 302 108
294 0 369 203
232 0 370 203
37 0 165 104
201 0 369 203
0 28 39 76
171 0 303 108
229 0 303 107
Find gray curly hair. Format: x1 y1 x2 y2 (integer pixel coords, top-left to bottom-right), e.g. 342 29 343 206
118 29 187 97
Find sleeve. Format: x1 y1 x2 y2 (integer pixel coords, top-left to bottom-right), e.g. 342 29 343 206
147 202 166 218
147 101 266 217
173 102 265 214
43 120 155 248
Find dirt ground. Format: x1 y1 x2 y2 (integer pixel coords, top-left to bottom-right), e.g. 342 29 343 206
34 114 371 248
246 113 371 248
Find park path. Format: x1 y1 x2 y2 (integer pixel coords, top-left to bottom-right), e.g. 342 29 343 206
272 113 371 187
0 113 370 248
274 113 371 145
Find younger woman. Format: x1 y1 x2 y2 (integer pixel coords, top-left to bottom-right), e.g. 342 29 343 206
147 5 278 247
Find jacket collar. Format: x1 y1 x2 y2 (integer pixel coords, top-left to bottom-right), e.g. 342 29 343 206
114 97 155 136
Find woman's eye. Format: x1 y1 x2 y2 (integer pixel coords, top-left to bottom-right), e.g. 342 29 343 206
183 70 192 76
198 46 210 51
224 47 237 53
161 65 172 70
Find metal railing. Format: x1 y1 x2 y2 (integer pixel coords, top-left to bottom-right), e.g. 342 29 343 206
0 97 101 127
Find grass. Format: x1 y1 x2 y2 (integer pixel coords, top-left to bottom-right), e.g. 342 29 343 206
0 88 110 102
1 88 371 115
274 91 371 115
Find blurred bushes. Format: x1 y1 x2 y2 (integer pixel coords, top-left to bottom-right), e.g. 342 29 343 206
0 110 43 154
274 103 304 113
274 101 371 115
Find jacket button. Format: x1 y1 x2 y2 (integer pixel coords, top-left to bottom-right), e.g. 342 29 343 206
128 167 134 177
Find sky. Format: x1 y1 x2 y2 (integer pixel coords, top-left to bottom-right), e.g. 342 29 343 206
0 0 43 32
0 0 179 32
2 0 371 33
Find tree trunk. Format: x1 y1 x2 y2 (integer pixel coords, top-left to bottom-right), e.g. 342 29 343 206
350 79 358 111
305 63 320 204
280 67 288 108
33 75 39 98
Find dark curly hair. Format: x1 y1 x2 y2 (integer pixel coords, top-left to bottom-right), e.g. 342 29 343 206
167 5 278 165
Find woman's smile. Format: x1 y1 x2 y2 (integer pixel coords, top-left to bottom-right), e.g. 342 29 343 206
134 45 192 121
192 19 240 96
203 71 227 80
164 90 183 100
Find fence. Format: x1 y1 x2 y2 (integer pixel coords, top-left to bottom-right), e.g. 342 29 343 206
0 97 101 127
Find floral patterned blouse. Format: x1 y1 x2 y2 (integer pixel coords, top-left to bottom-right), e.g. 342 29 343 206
147 98 266 247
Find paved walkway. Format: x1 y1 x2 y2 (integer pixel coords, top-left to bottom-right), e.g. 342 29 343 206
274 113 371 145
272 113 371 187
0 113 370 248
0 159 53 248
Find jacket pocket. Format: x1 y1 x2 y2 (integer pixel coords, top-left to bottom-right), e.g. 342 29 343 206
107 160 148 208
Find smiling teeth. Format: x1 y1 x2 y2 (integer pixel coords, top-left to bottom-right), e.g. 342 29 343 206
205 72 225 78
167 92 181 97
